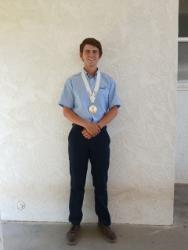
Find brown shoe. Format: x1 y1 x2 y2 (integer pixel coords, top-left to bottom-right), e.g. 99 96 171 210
66 225 81 245
98 223 117 243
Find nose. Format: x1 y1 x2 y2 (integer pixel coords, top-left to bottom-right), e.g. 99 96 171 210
88 51 95 57
89 55 96 60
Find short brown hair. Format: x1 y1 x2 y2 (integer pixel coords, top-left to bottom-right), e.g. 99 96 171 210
80 38 103 57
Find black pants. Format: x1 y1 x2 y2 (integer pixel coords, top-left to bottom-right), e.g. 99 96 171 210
68 124 111 226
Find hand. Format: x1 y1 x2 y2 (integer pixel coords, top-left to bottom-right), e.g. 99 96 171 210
84 122 101 137
82 129 92 139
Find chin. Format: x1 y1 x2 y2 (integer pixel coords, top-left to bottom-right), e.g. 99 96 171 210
88 62 97 67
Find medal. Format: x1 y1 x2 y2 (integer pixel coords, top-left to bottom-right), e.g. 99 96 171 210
89 104 97 114
81 69 101 115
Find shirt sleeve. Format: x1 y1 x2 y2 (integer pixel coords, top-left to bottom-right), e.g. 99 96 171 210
108 79 121 109
58 78 74 109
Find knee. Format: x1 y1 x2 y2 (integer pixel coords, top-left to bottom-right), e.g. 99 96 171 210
94 184 107 193
71 183 85 193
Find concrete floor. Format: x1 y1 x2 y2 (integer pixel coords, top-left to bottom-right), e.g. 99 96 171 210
1 184 188 250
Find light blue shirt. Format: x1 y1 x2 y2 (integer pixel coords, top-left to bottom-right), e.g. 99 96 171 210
58 69 121 122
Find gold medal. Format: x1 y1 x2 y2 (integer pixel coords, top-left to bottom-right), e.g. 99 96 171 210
89 104 97 114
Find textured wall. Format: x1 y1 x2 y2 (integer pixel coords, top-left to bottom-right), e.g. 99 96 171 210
0 0 178 225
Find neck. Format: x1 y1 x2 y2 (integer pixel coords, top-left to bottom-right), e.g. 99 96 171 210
84 66 98 76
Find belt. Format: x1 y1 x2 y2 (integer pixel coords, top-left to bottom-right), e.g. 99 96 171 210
72 123 107 130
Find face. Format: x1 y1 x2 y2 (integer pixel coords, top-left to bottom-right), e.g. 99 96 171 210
80 44 101 69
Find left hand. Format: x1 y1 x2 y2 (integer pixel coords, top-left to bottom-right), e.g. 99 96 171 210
82 129 93 139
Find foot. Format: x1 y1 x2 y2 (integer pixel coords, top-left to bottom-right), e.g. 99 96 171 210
66 224 81 245
98 222 117 243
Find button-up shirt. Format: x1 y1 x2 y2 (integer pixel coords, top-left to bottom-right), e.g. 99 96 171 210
58 69 120 123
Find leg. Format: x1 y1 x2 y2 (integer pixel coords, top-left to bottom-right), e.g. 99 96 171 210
68 126 89 225
89 129 111 226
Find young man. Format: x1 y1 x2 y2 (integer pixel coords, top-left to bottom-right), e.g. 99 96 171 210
58 38 120 245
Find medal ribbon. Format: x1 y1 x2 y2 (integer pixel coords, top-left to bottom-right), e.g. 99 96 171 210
81 69 101 104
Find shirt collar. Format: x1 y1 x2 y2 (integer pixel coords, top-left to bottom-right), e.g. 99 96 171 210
83 67 98 78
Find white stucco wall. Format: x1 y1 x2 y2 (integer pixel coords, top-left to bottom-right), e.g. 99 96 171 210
0 0 178 225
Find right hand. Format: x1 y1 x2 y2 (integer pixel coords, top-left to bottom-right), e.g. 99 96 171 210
84 122 101 137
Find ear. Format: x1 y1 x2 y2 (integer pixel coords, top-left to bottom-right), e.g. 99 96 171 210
80 52 83 59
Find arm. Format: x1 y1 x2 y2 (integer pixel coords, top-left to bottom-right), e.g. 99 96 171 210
63 107 101 136
97 106 119 129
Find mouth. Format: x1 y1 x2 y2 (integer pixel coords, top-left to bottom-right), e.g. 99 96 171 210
88 59 95 62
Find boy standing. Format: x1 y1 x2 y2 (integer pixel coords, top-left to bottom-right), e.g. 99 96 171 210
59 38 120 245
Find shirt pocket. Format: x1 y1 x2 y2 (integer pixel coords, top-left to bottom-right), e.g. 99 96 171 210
97 87 109 105
98 87 108 95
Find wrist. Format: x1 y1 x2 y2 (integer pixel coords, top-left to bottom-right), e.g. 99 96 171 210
97 122 103 129
82 120 90 128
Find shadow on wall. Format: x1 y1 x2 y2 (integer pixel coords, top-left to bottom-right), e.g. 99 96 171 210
0 212 5 250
